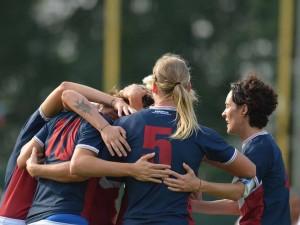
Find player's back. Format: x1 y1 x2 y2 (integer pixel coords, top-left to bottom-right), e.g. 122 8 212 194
26 111 102 224
0 108 49 219
115 106 236 225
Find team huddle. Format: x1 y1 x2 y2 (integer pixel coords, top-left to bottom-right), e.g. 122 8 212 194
0 54 291 225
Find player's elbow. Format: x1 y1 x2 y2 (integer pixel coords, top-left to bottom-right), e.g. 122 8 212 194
16 157 26 169
58 81 73 92
70 157 84 176
61 90 77 110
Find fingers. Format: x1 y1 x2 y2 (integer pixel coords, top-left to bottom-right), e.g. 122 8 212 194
117 107 123 117
109 141 124 157
167 170 182 179
128 107 137 114
163 177 182 187
150 164 171 170
167 187 181 192
106 144 115 157
119 127 127 138
144 177 163 184
119 138 131 152
140 152 155 160
183 162 194 174
122 106 130 116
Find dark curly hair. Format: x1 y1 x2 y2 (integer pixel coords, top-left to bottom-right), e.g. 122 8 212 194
230 74 278 128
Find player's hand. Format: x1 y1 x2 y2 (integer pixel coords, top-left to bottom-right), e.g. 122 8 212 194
163 162 201 192
132 153 172 183
26 147 39 177
112 97 136 117
100 125 131 157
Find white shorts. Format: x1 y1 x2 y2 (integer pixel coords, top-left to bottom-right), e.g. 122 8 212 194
0 217 25 225
28 220 74 225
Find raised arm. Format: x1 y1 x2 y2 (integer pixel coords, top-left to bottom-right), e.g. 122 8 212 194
40 81 135 118
70 148 172 184
61 90 132 157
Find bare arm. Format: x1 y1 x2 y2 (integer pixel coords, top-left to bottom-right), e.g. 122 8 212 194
61 90 132 157
17 138 42 169
40 81 135 118
26 148 86 182
164 163 245 200
205 151 256 178
191 199 240 215
70 148 171 183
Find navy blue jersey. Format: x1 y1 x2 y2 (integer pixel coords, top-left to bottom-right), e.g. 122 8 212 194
3 108 49 189
26 111 106 224
0 108 49 219
238 132 290 225
114 107 236 225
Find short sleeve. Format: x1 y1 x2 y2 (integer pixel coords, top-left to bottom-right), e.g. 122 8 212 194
34 124 49 148
75 121 104 155
200 127 237 164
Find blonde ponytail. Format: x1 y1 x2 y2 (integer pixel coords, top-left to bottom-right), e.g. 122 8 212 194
152 53 199 139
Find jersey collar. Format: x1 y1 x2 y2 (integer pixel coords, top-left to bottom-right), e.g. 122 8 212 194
149 106 177 111
242 130 268 151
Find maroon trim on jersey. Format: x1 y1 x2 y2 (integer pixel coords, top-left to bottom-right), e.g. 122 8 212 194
45 117 81 161
81 179 119 225
187 199 195 225
239 185 264 225
0 167 37 219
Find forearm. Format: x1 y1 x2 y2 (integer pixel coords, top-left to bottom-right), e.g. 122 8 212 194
62 90 110 132
200 180 244 201
191 199 240 215
61 82 115 107
17 139 41 169
28 162 86 182
70 154 133 177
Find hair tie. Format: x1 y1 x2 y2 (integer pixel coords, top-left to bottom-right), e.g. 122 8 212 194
175 82 181 86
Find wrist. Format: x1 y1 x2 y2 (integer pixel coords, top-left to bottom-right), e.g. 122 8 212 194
127 163 136 177
111 97 124 108
196 178 202 192
99 123 110 133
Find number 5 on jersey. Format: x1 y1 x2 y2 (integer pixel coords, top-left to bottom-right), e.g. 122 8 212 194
143 125 172 165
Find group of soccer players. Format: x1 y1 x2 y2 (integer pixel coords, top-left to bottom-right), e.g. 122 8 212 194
0 53 291 225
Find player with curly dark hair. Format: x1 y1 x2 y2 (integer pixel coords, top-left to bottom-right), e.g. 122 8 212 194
166 74 291 225
220 74 290 225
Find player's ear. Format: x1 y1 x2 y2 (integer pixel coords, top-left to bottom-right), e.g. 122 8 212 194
152 83 158 94
241 104 248 116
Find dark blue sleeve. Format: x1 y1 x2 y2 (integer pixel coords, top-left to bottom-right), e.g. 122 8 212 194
34 123 50 148
76 121 104 156
4 109 48 188
200 127 236 164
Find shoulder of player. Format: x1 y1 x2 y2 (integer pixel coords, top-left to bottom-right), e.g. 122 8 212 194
114 108 149 124
196 125 224 140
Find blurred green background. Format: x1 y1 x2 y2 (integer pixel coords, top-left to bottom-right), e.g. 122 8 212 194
1 0 299 224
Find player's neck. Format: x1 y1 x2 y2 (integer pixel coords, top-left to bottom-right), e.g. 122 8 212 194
153 96 176 107
239 126 263 142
